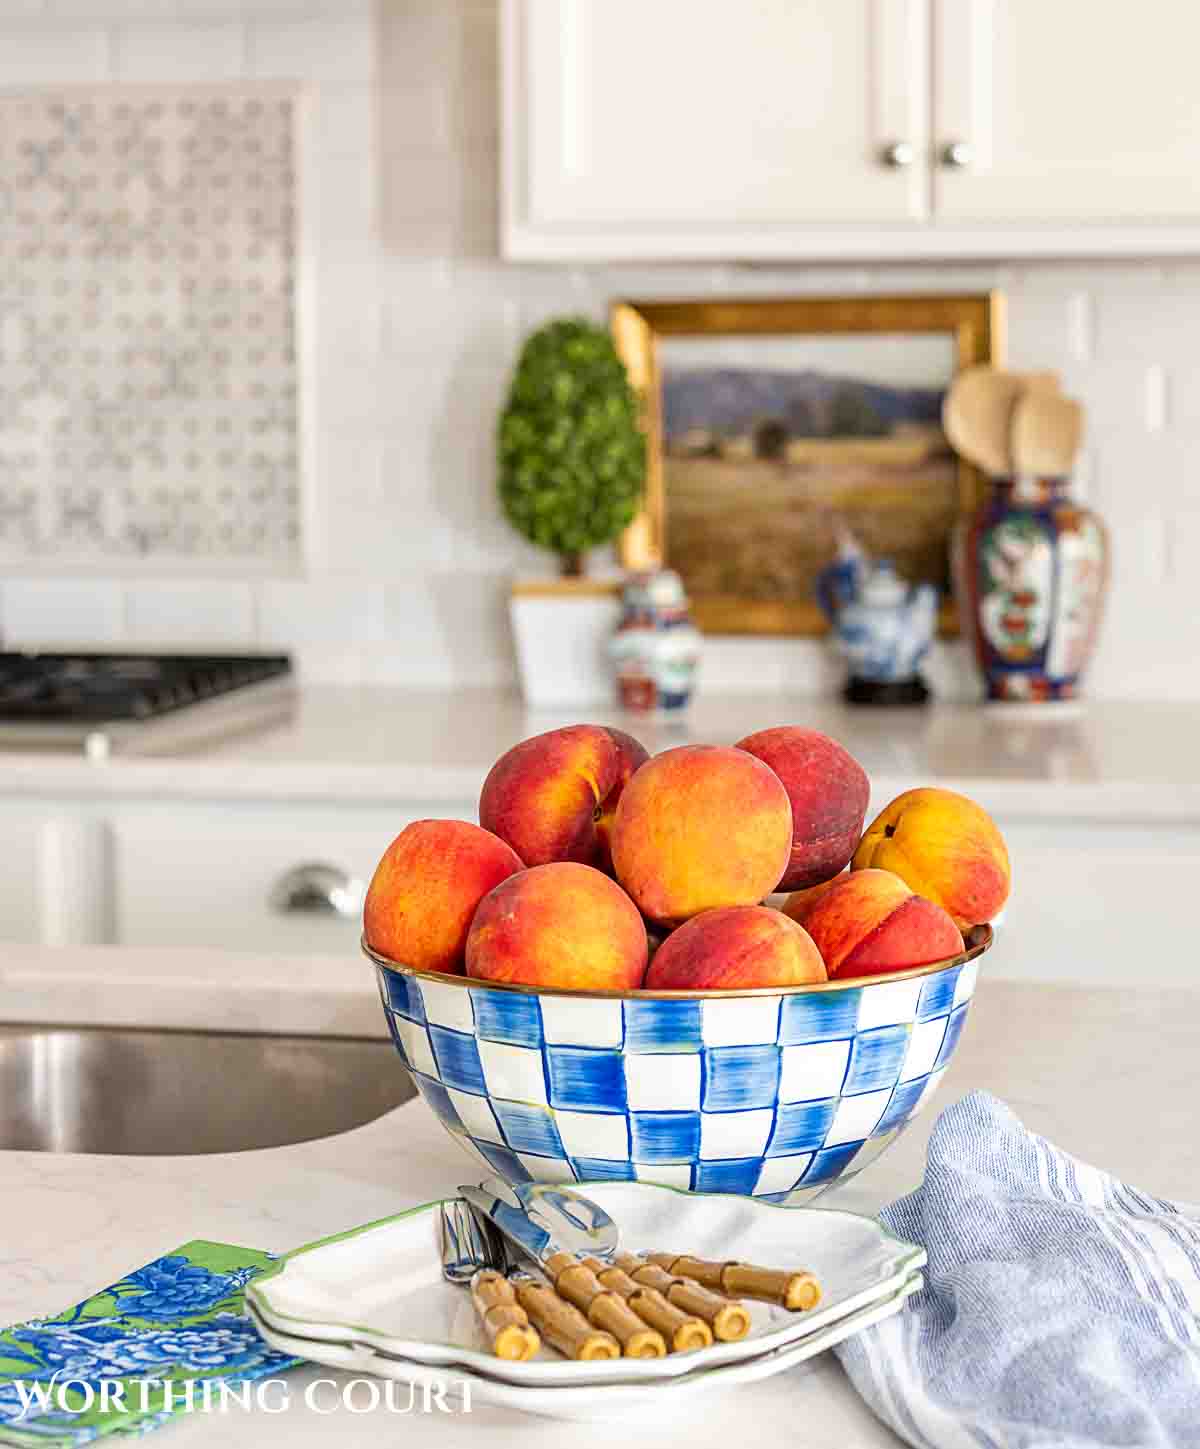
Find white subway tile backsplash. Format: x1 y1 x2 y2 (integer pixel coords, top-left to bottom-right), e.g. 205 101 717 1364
1094 274 1200 360
307 151 377 250
1143 366 1168 433
309 81 375 161
126 580 255 645
246 16 370 87
3 0 1199 699
1066 291 1093 364
257 576 381 645
111 21 245 79
0 25 109 82
1166 511 1200 585
382 264 518 372
1091 433 1200 515
44 2 192 17
447 0 498 146
1162 367 1200 433
1 579 125 645
1074 362 1163 434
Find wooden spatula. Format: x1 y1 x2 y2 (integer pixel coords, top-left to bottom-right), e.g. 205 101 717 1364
943 367 1061 477
1010 392 1084 478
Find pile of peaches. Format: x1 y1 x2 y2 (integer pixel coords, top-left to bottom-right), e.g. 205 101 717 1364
363 725 1010 992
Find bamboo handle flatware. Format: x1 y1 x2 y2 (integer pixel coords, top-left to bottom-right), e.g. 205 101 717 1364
464 1239 822 1363
544 1251 667 1357
613 1251 752 1342
646 1251 821 1312
469 1269 541 1361
581 1256 713 1352
511 1274 622 1360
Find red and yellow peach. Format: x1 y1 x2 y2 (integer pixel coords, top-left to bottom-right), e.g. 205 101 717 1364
792 868 964 980
735 727 870 891
479 725 649 873
853 787 1011 928
363 819 524 973
644 905 826 990
610 744 793 926
466 861 648 991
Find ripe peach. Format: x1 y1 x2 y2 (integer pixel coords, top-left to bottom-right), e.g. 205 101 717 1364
466 862 648 991
735 727 870 890
800 868 964 980
479 725 649 872
780 875 842 925
364 819 524 973
853 787 1010 928
644 905 826 990
610 744 793 926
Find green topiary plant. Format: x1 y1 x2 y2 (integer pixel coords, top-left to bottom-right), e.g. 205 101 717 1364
498 317 646 577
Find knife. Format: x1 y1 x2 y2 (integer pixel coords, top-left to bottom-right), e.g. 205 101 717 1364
458 1177 618 1268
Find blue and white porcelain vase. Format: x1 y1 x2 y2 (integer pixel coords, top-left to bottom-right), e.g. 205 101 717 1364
815 529 938 705
608 569 701 713
956 477 1109 705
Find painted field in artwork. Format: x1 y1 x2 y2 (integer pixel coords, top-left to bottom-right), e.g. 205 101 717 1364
662 365 958 602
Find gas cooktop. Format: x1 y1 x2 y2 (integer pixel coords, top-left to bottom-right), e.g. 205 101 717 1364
0 651 294 756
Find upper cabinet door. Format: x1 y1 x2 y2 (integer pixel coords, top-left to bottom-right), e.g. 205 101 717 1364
503 0 928 257
935 0 1200 222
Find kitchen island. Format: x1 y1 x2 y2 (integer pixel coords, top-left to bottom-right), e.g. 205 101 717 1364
1 688 1199 988
2 970 1195 1448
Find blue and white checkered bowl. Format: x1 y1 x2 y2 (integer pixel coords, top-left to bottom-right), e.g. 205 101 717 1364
366 925 991 1203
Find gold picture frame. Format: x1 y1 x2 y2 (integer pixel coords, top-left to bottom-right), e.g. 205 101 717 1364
613 292 1003 637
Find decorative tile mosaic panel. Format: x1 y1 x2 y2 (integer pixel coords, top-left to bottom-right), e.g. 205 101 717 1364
0 86 300 561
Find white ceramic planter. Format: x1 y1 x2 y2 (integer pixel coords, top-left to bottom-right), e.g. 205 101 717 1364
509 583 621 708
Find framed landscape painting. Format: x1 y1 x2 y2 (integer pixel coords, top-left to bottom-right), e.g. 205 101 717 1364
613 294 1002 636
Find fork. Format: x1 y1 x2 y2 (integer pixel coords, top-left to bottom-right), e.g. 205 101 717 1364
439 1196 507 1284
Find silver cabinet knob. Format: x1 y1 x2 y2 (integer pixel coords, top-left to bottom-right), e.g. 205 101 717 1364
881 140 915 169
270 863 365 918
941 140 973 169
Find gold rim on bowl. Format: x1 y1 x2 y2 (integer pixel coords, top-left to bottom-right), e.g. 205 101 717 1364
363 923 993 1002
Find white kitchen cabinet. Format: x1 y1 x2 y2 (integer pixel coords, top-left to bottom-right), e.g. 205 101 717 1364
0 806 110 946
0 790 1194 988
110 803 422 955
0 807 49 945
934 0 1200 226
503 0 1200 259
506 0 928 234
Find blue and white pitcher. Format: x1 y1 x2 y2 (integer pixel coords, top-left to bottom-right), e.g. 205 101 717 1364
816 529 938 705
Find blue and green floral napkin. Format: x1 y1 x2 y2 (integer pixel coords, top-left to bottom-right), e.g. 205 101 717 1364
0 1241 301 1447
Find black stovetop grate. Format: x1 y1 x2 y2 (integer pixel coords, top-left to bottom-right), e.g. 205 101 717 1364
0 652 292 723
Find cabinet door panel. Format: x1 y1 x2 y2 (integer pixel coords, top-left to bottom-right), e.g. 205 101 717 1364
112 805 422 954
0 808 42 943
935 0 1200 222
515 0 928 228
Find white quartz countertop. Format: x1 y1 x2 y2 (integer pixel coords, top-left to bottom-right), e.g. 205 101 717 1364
2 974 1195 1448
2 686 1199 822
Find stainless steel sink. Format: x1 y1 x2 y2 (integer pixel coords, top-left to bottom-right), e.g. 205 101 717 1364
0 1026 416 1155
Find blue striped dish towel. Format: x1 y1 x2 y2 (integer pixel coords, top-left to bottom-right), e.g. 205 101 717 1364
835 1090 1200 1447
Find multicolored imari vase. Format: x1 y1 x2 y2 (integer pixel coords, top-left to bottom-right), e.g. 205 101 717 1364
956 477 1109 704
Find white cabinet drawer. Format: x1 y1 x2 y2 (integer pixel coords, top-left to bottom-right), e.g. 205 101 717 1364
0 805 45 943
112 803 431 955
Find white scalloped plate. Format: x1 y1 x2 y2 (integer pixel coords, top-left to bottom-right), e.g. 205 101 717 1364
248 1274 922 1421
246 1181 924 1389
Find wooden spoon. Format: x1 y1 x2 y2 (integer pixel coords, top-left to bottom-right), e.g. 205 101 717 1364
943 367 1061 477
1010 391 1084 478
